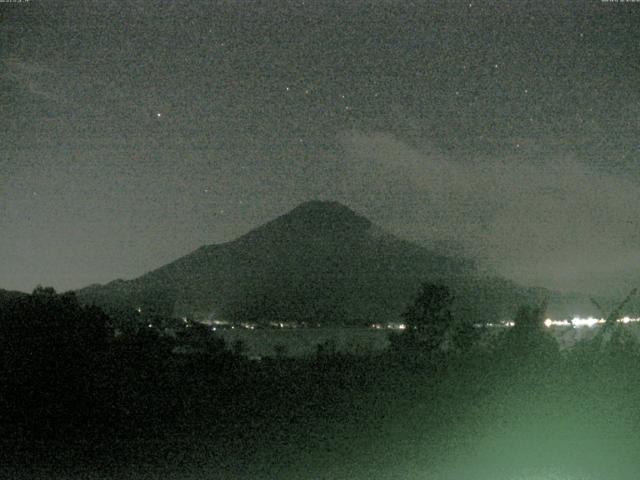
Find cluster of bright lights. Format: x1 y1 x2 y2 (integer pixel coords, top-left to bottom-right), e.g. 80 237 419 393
370 323 406 331
484 321 514 328
544 316 640 328
543 318 569 327
485 317 640 329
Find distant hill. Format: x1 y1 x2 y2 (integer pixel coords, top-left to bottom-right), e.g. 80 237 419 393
0 289 28 303
75 200 603 325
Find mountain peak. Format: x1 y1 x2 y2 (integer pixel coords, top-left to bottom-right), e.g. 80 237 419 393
276 200 371 233
232 200 371 246
288 199 364 218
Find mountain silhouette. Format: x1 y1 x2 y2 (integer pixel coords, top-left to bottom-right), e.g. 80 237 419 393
76 200 591 324
77 201 472 323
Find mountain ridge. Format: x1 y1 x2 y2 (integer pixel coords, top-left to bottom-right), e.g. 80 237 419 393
75 200 599 324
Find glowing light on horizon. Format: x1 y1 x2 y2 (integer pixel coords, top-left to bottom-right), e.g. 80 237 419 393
542 316 640 328
545 318 571 327
488 316 640 329
570 316 603 328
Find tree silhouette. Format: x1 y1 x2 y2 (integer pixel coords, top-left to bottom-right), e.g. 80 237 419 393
501 300 559 366
0 287 111 439
588 288 639 355
391 282 475 367
513 302 546 333
402 283 454 348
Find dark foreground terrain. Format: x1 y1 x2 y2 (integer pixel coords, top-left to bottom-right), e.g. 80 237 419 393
3 289 640 479
4 350 640 479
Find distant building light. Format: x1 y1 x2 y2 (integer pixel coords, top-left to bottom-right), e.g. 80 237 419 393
544 318 571 328
571 317 603 328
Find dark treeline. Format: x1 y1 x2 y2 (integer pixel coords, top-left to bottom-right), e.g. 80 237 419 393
2 284 640 478
0 287 238 442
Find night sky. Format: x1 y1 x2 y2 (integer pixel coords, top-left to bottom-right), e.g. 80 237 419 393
2 1 639 295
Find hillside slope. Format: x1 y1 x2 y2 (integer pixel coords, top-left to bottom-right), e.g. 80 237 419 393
76 201 595 324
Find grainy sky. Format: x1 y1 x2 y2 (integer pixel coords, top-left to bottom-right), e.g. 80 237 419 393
1 0 639 294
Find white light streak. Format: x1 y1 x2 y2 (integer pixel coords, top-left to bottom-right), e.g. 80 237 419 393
487 316 640 329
